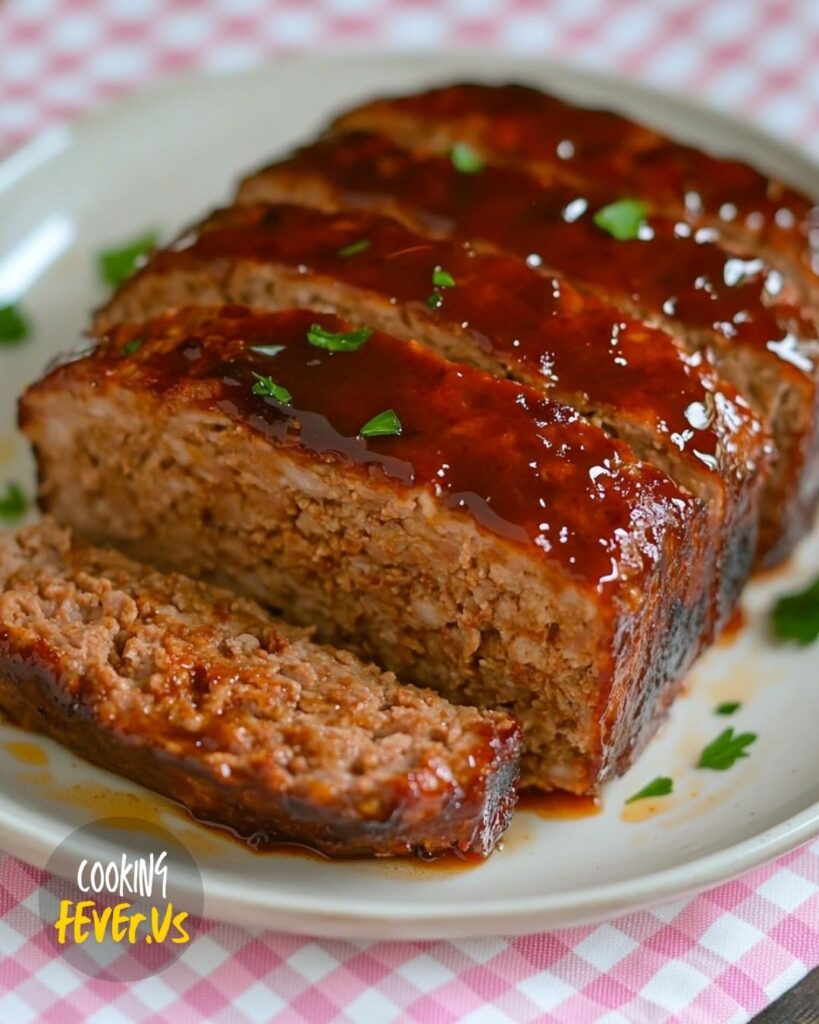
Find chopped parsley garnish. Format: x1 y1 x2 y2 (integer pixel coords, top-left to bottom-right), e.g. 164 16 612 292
770 576 819 645
122 337 143 356
0 304 29 345
99 231 159 288
697 728 757 771
0 482 28 522
427 265 455 310
715 701 741 716
251 372 292 404
593 199 648 241
432 266 456 289
306 323 372 353
359 409 402 439
337 239 371 258
450 142 484 174
250 344 286 357
625 776 673 804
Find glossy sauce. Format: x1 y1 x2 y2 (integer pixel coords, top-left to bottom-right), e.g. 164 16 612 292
3 739 48 766
271 132 815 379
717 605 747 644
153 201 755 478
620 794 674 823
95 306 694 589
348 83 818 281
516 789 601 820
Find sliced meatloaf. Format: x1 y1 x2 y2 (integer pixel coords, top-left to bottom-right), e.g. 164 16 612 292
0 518 520 858
20 308 713 793
97 201 770 633
330 82 819 303
238 132 819 565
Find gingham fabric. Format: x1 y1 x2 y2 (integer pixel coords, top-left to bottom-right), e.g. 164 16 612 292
1 2 819 1022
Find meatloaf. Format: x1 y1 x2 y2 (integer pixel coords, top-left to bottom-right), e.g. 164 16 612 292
0 519 520 858
96 202 771 634
238 127 819 565
329 82 819 303
20 307 713 793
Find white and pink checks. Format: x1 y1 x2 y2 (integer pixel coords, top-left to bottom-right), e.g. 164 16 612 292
1 2 819 1021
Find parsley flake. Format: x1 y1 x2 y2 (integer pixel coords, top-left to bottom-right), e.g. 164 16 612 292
99 231 159 288
770 576 819 645
0 304 29 345
427 293 444 310
697 728 757 771
593 199 648 241
625 776 673 804
337 239 371 258
122 337 143 356
359 409 402 438
432 266 456 289
307 324 372 352
250 344 286 358
0 482 28 522
251 372 292 404
450 142 484 174
715 701 741 716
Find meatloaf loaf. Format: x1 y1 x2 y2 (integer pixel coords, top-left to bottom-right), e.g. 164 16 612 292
0 519 520 857
96 202 771 634
20 307 713 793
239 124 819 565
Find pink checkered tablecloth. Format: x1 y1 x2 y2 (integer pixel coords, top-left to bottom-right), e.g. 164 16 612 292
2 2 819 1022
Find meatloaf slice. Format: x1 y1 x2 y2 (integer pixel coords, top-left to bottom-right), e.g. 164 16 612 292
20 307 713 793
97 201 770 633
330 82 819 303
0 518 520 858
238 133 819 565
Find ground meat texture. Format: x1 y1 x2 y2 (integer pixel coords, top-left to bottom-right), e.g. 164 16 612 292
329 82 819 305
96 200 771 636
0 519 520 858
20 307 713 793
238 129 819 566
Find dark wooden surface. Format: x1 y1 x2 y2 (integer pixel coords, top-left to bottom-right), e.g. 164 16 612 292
751 967 819 1022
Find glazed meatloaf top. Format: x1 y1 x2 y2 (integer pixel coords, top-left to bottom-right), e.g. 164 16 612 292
0 519 520 857
36 305 704 597
237 119 819 565
239 130 819 362
329 81 819 302
100 200 768 497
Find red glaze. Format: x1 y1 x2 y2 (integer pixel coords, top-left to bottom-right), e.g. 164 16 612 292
149 202 760 484
93 307 694 590
333 83 819 288
263 132 817 382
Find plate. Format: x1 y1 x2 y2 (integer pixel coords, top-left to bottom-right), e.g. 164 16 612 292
1 56 819 940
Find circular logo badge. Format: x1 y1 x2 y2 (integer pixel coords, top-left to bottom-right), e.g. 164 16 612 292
39 817 204 981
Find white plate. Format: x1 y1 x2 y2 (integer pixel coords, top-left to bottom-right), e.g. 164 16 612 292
1 56 819 940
